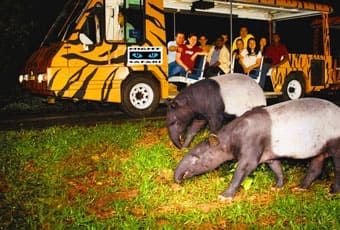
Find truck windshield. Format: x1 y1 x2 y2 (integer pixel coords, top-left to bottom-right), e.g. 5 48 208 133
41 0 89 46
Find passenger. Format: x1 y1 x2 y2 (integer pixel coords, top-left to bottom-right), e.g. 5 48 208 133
239 37 262 79
231 26 254 51
205 36 231 78
220 33 230 51
171 33 206 76
259 36 269 54
259 37 272 89
265 33 289 67
118 11 136 43
168 32 185 76
258 36 271 89
198 34 211 53
232 38 246 74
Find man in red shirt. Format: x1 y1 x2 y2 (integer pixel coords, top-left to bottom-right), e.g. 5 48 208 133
170 33 206 76
264 33 289 67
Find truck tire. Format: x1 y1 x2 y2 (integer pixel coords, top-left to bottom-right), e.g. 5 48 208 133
281 73 305 101
121 75 160 117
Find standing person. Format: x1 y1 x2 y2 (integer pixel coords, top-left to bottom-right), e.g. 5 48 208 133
171 33 206 76
168 32 185 76
205 36 230 78
264 33 289 67
198 34 211 53
232 38 246 73
239 37 262 79
231 26 254 52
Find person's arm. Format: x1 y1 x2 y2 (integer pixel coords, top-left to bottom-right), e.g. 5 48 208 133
168 41 177 52
175 50 190 72
277 49 289 67
242 53 262 74
218 47 230 67
190 51 208 61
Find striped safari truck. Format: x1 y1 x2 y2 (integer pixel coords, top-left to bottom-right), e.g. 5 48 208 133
19 0 169 117
19 0 340 117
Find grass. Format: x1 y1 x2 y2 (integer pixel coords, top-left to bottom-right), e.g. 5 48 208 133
1 121 340 229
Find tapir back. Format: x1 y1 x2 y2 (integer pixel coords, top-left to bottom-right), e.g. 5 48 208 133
266 98 340 158
212 74 267 116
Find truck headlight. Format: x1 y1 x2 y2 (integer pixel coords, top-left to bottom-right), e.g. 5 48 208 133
38 74 44 83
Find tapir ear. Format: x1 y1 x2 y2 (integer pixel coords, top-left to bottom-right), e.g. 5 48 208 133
208 134 220 147
165 98 177 109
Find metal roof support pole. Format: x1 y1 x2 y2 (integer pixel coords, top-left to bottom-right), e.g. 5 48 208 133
229 0 233 65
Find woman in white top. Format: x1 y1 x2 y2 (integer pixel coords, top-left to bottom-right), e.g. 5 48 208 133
240 37 262 79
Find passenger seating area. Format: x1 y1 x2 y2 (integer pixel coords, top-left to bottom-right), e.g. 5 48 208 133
168 55 206 87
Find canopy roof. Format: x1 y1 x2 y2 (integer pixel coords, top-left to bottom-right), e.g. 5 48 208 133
164 0 334 21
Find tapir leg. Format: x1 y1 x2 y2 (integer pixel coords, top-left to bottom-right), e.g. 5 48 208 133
267 160 284 188
182 119 207 148
300 153 328 189
220 159 259 199
207 114 225 147
331 154 340 193
325 139 340 193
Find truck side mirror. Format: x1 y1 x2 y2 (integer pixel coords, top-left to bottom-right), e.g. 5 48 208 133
79 33 94 51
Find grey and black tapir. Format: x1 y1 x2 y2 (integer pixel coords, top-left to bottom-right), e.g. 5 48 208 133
174 98 340 200
166 74 266 149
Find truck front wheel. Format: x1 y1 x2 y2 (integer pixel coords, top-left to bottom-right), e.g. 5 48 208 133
282 74 305 101
121 76 160 117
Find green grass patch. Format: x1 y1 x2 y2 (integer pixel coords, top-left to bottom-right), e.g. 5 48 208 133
1 121 340 229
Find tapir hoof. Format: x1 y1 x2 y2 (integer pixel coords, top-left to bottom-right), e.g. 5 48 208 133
208 133 220 147
330 184 340 194
218 194 233 202
292 187 308 192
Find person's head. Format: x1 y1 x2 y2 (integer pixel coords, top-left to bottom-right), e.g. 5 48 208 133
187 33 198 46
221 33 228 43
236 38 244 50
239 26 249 38
199 35 208 46
247 38 258 54
259 37 268 48
118 11 125 26
175 32 185 45
272 33 281 45
215 36 224 48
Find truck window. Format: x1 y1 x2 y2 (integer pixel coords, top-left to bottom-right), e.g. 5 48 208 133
105 0 144 43
79 4 103 49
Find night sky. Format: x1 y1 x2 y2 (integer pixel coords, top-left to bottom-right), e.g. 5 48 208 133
0 0 339 93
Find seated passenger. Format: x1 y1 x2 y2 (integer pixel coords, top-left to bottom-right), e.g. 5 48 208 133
198 34 211 53
168 32 185 76
170 33 207 76
232 38 246 74
259 36 269 55
205 36 230 78
264 33 289 67
239 37 262 79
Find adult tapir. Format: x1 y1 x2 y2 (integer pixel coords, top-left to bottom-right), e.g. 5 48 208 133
174 98 340 200
166 73 266 149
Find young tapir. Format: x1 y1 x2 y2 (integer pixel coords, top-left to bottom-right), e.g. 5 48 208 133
174 98 340 200
166 73 266 149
